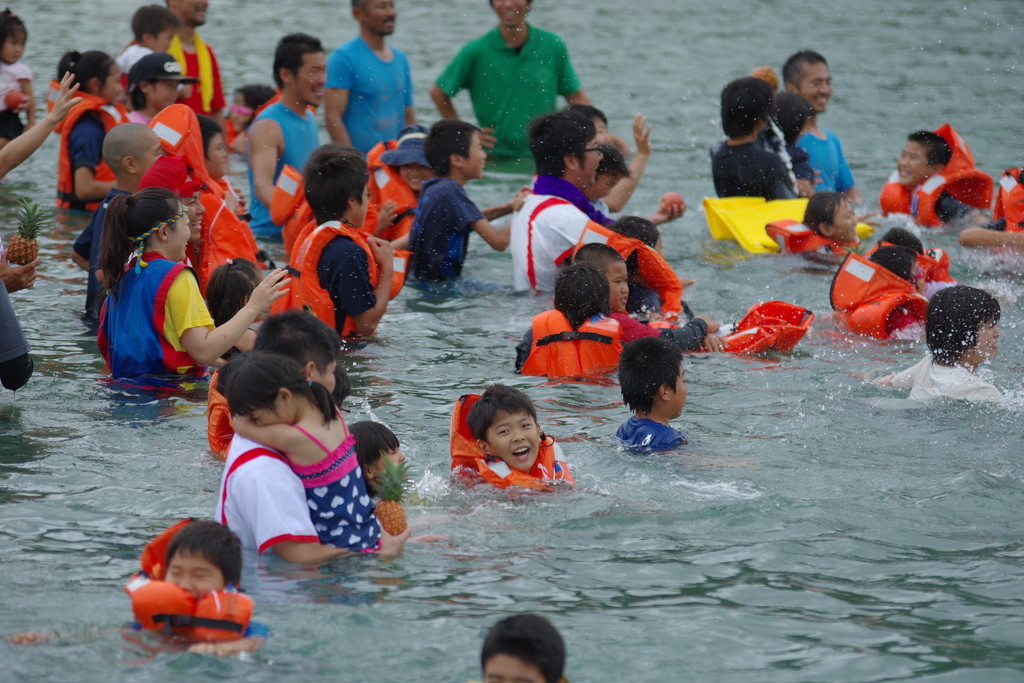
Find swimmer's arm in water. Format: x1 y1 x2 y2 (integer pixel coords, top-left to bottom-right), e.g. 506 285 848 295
470 219 510 251
189 635 264 656
959 226 1024 249
481 187 529 221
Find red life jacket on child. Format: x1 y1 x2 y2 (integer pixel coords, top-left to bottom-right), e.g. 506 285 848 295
878 124 993 227
830 252 928 339
449 393 574 491
866 241 956 289
519 310 622 378
566 221 684 323
55 92 129 211
993 168 1024 232
269 164 316 254
722 301 815 353
363 139 420 242
207 371 231 461
765 219 846 254
273 220 409 336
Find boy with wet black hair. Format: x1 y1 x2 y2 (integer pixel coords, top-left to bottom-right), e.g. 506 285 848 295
408 119 511 281
711 77 795 200
480 613 568 683
616 336 689 451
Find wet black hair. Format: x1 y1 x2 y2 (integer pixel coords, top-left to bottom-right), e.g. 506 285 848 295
100 188 181 299
235 84 275 115
0 8 26 46
529 110 595 178
868 245 917 283
131 5 179 42
878 227 924 254
720 77 774 138
772 91 814 145
567 103 607 125
424 119 479 176
610 216 660 249
573 242 624 279
303 144 368 225
481 614 565 683
351 421 400 496
255 310 340 376
782 49 828 87
332 363 351 404
272 33 323 88
595 144 630 178
57 50 115 95
803 192 845 234
165 520 243 588
466 383 538 442
554 263 610 329
926 285 1000 365
618 336 683 415
224 351 337 426
907 131 952 168
196 114 224 157
206 258 262 327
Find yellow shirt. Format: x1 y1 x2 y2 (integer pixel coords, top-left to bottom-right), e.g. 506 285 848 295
163 269 213 371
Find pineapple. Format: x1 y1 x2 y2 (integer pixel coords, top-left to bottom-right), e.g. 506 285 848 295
7 198 48 266
374 456 410 536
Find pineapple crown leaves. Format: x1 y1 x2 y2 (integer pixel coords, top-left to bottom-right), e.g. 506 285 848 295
375 454 411 503
15 197 51 240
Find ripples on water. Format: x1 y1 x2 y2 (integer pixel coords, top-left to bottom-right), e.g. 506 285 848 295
1 0 1023 680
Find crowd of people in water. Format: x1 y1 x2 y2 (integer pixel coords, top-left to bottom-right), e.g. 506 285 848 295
0 0 1017 675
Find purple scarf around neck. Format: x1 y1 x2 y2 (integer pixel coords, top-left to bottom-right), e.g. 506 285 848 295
533 175 613 226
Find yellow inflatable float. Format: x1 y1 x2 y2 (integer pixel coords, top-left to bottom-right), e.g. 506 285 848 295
704 197 873 254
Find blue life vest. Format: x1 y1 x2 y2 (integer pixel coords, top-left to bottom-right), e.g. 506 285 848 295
98 254 201 378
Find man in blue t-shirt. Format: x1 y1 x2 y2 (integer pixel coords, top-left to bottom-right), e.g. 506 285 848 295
324 0 416 154
782 50 864 204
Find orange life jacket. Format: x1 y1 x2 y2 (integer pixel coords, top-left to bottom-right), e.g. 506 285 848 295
878 124 993 227
449 393 574 491
149 105 266 291
269 164 315 254
866 241 956 288
125 577 253 642
568 222 684 323
722 300 814 353
224 117 240 147
765 219 846 254
275 220 409 336
55 92 129 211
519 310 622 378
139 518 194 581
363 139 419 242
993 168 1024 232
830 252 928 339
207 371 231 461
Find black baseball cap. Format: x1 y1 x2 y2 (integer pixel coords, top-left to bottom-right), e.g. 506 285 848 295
129 52 199 90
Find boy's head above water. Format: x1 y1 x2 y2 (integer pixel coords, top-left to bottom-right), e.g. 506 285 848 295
425 119 485 181
926 285 1001 369
803 192 858 245
165 521 242 599
481 614 567 683
618 337 687 423
467 384 542 474
898 131 951 189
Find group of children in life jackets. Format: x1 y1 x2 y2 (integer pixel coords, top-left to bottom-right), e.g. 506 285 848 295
0 6 1014 661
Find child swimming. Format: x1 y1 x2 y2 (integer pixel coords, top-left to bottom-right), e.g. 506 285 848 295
876 285 1001 401
225 350 394 552
767 191 859 261
617 337 689 451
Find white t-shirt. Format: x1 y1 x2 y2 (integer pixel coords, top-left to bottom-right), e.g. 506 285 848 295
115 44 153 82
215 435 319 554
510 194 598 292
0 61 31 109
880 355 1001 402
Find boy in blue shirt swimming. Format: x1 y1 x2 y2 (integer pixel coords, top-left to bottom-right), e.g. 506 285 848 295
616 337 689 451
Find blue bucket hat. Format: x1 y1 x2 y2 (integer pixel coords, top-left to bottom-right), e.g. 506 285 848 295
380 125 429 167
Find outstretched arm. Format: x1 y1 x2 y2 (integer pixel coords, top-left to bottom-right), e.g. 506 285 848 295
0 73 80 178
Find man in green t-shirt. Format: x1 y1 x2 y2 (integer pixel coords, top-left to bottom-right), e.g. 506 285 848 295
429 0 590 158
